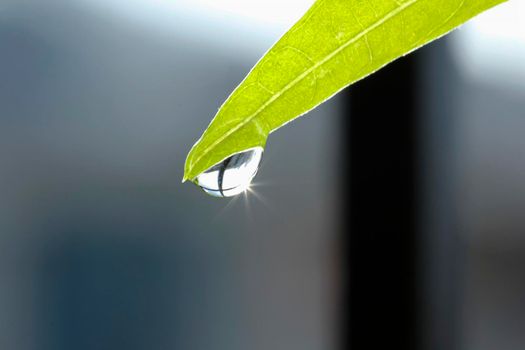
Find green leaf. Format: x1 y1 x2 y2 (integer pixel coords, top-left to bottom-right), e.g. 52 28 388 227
183 0 506 182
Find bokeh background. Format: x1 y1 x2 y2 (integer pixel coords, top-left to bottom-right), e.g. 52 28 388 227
0 1 523 350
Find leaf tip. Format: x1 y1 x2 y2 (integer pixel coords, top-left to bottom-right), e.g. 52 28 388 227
182 150 194 183
182 169 192 183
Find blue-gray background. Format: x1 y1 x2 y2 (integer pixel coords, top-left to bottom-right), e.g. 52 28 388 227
1 1 524 350
0 1 339 349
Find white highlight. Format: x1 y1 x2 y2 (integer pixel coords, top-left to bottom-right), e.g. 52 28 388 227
451 1 525 93
82 0 313 52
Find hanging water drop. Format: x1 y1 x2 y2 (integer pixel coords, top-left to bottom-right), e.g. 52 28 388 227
194 148 263 198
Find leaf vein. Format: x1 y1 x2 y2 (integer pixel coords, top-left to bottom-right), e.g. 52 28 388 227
192 0 420 170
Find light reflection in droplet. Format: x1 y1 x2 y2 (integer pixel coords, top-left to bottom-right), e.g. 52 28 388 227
194 148 263 197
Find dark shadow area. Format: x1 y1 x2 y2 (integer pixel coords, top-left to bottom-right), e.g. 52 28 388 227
343 52 420 350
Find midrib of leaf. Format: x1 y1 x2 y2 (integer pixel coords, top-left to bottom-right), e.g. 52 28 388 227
190 0 419 172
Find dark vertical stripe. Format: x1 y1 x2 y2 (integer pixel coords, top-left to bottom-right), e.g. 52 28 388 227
218 157 232 197
341 53 421 350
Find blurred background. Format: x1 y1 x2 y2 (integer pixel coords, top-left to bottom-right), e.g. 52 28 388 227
0 1 523 350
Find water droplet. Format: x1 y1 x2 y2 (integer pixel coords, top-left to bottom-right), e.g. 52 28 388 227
194 148 263 198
